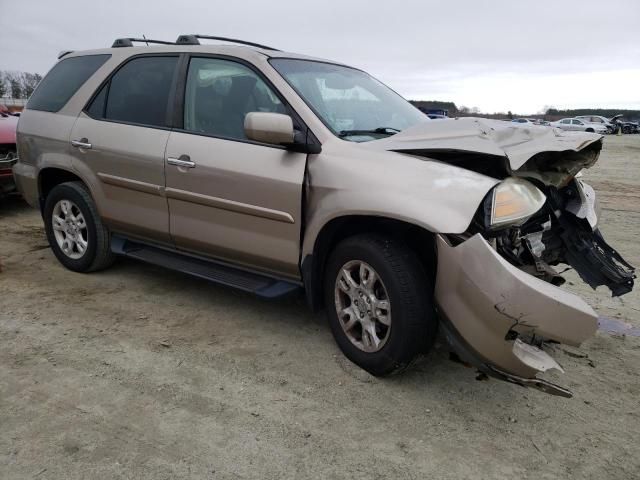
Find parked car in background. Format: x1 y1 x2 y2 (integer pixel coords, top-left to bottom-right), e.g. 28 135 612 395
610 114 639 134
13 35 635 397
576 115 615 133
511 118 547 126
511 118 534 124
0 105 19 197
551 118 608 134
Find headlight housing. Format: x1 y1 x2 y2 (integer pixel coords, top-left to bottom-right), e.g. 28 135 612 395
488 177 546 228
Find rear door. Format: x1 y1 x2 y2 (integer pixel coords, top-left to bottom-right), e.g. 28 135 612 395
164 56 307 279
70 55 179 244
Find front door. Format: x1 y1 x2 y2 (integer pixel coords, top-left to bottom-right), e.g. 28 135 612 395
165 56 307 279
570 119 583 131
70 55 179 244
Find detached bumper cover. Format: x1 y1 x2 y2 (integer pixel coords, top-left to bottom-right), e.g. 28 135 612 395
434 233 598 380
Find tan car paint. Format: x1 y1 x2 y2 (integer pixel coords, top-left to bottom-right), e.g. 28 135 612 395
244 112 295 145
13 109 79 207
70 113 173 245
14 43 607 386
301 137 500 260
164 130 307 279
435 234 598 378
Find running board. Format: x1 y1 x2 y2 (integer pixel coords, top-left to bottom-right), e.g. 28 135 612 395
111 236 300 298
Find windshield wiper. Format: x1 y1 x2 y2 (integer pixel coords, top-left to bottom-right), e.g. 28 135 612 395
338 127 401 137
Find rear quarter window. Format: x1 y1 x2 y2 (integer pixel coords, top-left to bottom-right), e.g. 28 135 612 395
27 54 111 112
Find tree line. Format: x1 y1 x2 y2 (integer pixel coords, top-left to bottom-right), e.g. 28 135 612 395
0 71 43 99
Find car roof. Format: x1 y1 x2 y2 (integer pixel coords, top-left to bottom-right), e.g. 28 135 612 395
61 43 344 67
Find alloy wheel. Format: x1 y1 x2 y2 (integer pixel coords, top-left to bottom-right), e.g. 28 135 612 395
334 260 391 353
51 199 88 259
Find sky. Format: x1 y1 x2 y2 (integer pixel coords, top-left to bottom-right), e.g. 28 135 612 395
1 0 639 113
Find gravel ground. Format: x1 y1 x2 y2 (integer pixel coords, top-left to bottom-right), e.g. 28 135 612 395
1 135 639 480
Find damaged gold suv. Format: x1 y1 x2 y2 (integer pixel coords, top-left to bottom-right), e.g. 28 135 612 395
13 35 635 396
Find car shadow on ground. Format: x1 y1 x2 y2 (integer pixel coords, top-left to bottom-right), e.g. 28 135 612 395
0 194 31 216
2 198 530 404
102 256 516 402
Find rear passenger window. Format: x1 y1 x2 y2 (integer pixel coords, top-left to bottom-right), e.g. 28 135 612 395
87 56 177 128
27 54 110 112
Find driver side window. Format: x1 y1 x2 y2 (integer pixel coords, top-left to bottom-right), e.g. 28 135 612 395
183 57 286 141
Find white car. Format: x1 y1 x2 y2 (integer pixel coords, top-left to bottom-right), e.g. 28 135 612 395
551 118 608 134
511 118 533 124
575 115 615 133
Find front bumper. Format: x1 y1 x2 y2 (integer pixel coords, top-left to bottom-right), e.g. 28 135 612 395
434 233 598 392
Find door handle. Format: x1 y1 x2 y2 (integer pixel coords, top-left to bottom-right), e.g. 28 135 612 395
71 138 92 149
167 155 195 169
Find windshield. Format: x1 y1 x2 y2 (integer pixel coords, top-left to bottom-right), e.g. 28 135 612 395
270 58 428 142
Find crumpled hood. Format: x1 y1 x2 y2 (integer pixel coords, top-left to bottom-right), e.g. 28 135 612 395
362 117 603 171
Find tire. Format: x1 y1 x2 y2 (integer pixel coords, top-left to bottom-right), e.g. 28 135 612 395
324 234 438 376
585 128 594 133
43 181 115 272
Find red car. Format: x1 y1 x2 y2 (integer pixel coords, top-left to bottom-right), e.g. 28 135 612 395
0 105 19 197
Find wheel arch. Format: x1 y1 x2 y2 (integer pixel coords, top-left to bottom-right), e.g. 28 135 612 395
301 215 437 312
38 167 88 212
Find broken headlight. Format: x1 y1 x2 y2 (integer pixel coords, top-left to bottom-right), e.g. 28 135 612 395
487 177 546 228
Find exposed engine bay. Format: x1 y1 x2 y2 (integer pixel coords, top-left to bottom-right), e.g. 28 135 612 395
409 137 635 297
484 178 635 297
398 130 635 396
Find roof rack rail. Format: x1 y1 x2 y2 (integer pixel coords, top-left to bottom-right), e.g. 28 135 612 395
175 34 280 51
58 50 74 59
112 37 175 48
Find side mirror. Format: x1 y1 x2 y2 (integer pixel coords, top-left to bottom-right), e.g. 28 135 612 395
244 112 294 145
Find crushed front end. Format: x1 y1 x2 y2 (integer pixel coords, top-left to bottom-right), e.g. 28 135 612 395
433 136 635 397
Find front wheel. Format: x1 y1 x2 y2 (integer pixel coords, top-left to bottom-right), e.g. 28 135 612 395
324 234 438 376
43 181 115 272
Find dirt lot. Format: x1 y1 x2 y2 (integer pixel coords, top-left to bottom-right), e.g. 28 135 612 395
1 135 639 479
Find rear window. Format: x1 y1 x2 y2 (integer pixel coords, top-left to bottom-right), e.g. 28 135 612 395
27 54 111 112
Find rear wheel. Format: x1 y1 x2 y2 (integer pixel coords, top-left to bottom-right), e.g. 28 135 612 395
44 181 115 272
324 234 437 376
